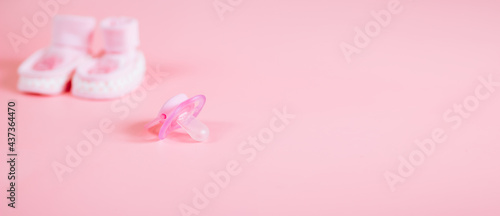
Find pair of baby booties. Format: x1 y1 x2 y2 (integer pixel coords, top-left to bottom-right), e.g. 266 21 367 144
17 15 145 99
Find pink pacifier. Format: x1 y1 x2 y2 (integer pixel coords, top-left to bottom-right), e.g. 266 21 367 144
145 94 209 141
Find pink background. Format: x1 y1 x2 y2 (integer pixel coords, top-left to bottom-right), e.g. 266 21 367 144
1 0 500 215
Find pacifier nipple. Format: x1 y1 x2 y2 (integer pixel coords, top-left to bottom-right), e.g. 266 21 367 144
176 112 209 142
